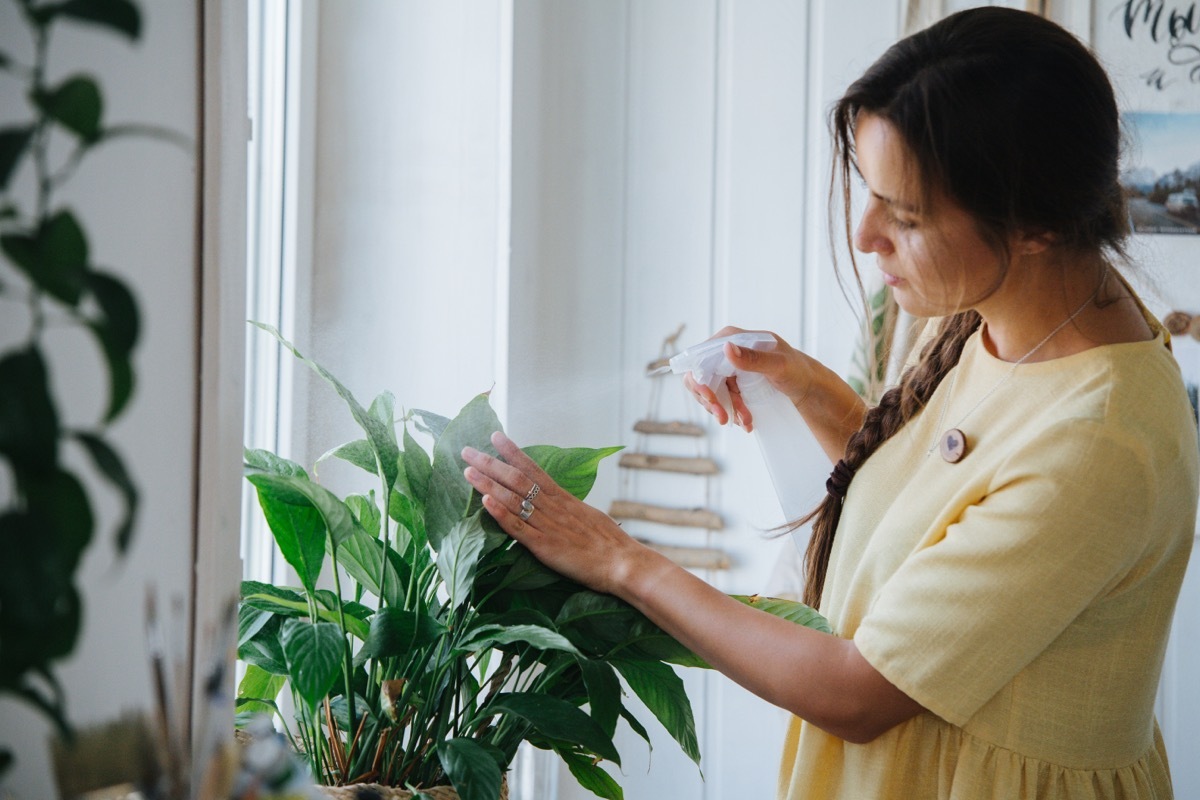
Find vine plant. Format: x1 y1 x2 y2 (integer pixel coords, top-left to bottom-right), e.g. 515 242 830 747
0 0 170 778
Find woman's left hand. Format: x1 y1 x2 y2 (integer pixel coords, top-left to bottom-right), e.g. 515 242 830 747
462 431 650 596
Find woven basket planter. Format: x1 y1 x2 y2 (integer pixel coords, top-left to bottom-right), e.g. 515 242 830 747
316 777 508 800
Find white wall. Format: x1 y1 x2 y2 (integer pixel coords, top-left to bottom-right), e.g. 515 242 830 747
0 4 201 798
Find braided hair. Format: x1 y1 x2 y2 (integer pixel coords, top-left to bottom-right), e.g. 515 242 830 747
799 8 1129 610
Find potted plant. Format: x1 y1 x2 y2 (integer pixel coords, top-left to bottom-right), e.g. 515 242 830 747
236 325 830 800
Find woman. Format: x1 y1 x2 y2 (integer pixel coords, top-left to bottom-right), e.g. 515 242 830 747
462 8 1199 798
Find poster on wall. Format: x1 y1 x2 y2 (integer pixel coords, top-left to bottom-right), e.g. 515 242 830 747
1093 1 1200 235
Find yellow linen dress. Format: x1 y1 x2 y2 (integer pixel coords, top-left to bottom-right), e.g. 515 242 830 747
778 323 1199 800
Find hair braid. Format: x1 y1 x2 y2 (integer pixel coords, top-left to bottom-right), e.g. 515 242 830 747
799 310 981 609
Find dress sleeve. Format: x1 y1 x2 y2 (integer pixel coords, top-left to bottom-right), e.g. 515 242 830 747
853 417 1160 726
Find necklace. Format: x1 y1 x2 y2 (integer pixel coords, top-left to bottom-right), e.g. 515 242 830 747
929 265 1108 463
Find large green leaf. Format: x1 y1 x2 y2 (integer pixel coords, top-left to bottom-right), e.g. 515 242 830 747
1 211 89 305
248 470 361 549
22 467 93 574
523 445 623 501
52 0 142 39
240 585 370 642
280 619 344 712
555 746 624 800
73 432 137 552
438 738 503 800
316 438 376 477
425 395 501 549
86 271 139 352
332 526 405 608
459 624 580 656
33 75 102 142
487 693 620 765
436 513 487 609
0 127 33 191
252 323 399 492
411 409 451 440
236 663 285 717
237 604 274 647
611 659 699 766
358 608 446 661
575 657 621 739
731 594 832 634
244 448 307 479
0 510 82 685
344 493 381 537
0 348 59 472
237 615 287 676
400 427 432 508
246 475 326 594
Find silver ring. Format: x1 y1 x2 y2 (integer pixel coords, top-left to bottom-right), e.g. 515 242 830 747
519 499 535 520
524 483 541 503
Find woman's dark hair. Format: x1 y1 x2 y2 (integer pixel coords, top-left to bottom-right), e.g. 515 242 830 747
799 7 1128 609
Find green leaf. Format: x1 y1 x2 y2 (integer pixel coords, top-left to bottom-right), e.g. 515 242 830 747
0 748 11 780
555 746 624 800
459 624 580 656
86 271 139 351
426 395 502 549
236 663 285 717
487 693 620 765
399 426 432 512
1 211 89 305
316 438 376 476
436 513 487 609
244 448 308 479
330 694 373 735
251 322 399 492
0 348 59 472
611 659 699 766
88 322 134 422
732 594 832 634
359 608 446 661
0 511 82 685
237 616 287 676
496 547 564 592
246 475 326 593
237 604 274 647
52 0 142 39
344 493 381 537
332 526 405 608
438 738 503 800
523 445 623 501
22 467 93 574
0 127 34 191
240 584 370 642
248 470 361 550
280 619 344 712
411 409 450 440
33 75 103 142
617 704 652 752
575 657 621 739
73 432 138 552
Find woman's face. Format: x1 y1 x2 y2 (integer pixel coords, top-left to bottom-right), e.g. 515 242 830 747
852 113 1005 318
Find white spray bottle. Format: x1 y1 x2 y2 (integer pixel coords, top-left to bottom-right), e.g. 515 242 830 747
668 332 817 525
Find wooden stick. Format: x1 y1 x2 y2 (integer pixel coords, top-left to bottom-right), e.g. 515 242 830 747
633 419 705 437
638 540 731 570
619 452 719 475
609 500 723 530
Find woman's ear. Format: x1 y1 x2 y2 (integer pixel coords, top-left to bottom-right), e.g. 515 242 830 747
1016 230 1058 256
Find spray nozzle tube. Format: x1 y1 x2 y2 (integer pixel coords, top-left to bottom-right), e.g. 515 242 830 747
667 332 776 393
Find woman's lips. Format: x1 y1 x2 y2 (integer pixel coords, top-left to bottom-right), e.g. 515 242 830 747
880 271 901 287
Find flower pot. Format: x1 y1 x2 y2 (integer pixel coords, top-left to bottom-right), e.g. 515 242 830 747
316 777 508 800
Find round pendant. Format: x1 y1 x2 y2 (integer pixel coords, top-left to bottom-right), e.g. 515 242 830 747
940 428 967 463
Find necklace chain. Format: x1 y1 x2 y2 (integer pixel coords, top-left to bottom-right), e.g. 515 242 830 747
926 265 1108 457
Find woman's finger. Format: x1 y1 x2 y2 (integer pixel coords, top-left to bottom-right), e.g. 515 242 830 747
489 431 555 491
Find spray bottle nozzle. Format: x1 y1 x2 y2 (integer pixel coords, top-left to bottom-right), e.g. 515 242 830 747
667 332 776 393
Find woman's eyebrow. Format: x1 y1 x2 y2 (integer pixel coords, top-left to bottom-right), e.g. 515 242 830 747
871 190 920 214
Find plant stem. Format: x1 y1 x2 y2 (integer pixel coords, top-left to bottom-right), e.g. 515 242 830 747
329 545 357 761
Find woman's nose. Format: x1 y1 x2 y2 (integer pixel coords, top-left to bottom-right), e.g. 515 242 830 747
854 203 893 255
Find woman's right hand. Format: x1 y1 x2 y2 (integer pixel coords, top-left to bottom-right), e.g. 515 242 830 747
683 326 814 433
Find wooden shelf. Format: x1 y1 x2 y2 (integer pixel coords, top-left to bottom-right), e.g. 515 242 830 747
638 540 730 570
609 500 723 530
633 419 705 437
619 452 718 475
